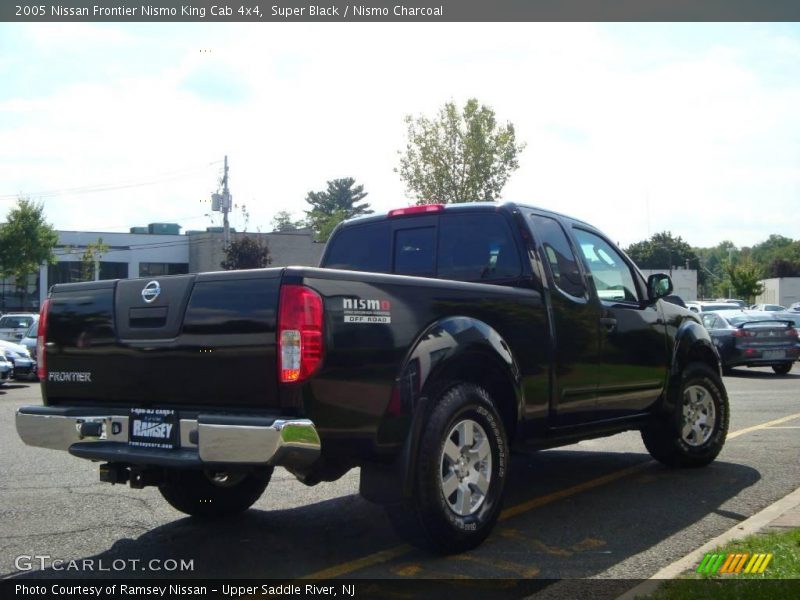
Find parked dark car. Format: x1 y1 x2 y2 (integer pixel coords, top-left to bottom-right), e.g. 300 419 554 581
701 310 798 375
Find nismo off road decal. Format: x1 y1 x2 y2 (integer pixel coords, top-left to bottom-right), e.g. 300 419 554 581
342 298 392 324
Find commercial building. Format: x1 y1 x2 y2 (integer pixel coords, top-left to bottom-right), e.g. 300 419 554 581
755 277 800 308
0 224 324 313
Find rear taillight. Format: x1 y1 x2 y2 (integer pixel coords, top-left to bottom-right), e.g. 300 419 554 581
277 285 323 383
37 298 51 380
732 329 755 338
787 327 798 338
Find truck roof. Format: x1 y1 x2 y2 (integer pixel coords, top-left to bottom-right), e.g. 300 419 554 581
337 201 594 230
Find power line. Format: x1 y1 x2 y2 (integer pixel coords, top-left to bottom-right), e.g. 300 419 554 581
0 161 223 201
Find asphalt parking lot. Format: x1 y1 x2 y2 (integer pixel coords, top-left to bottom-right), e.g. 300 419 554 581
1 367 798 589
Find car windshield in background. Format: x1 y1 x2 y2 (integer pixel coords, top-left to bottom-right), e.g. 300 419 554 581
0 315 34 329
702 303 740 312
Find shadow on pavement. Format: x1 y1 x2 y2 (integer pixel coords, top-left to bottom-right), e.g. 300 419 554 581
4 449 761 581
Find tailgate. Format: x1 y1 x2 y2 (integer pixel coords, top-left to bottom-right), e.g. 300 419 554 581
43 269 283 410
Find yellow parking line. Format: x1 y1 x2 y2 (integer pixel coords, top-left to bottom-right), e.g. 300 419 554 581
499 463 650 521
727 412 800 440
299 412 800 580
300 545 412 580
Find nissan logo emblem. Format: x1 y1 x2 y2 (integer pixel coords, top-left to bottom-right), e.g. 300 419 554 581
141 281 161 303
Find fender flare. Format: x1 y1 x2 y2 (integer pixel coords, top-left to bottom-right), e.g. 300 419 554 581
662 318 722 414
392 316 523 499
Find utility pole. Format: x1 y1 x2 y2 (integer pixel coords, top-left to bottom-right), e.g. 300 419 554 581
211 156 232 248
222 155 231 248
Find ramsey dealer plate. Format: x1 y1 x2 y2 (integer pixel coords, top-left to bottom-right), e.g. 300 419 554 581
762 350 786 360
129 408 179 449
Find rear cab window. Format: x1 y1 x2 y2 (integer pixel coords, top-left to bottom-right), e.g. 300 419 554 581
322 210 523 283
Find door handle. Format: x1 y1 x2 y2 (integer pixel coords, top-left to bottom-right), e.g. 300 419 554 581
600 317 617 332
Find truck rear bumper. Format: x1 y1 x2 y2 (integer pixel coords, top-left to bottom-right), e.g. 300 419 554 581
15 406 321 470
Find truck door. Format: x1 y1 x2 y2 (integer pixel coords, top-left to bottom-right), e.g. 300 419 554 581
570 227 669 418
528 214 601 426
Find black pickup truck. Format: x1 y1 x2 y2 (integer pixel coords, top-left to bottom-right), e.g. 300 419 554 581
17 202 728 553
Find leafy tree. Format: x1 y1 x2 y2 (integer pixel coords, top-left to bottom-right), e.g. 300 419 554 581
304 178 372 241
0 198 59 300
750 234 799 266
271 211 306 232
625 232 699 270
81 238 109 281
765 258 800 278
726 259 764 303
396 98 525 204
220 236 271 270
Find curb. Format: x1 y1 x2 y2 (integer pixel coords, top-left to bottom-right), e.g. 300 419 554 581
616 485 800 599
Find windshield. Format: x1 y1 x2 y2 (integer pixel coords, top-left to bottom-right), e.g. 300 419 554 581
24 321 38 337
0 315 33 329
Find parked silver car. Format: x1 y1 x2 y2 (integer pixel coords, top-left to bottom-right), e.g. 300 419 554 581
0 350 12 386
19 318 39 380
0 339 35 380
0 313 37 342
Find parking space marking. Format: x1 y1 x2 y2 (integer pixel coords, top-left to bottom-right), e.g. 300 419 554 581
727 412 800 440
299 412 800 580
299 545 412 580
452 553 542 578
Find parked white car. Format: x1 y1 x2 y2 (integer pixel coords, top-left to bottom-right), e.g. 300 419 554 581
0 339 35 380
0 313 37 342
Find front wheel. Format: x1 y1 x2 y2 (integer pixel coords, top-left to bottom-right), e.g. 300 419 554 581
772 363 793 375
386 383 508 554
642 363 729 468
159 468 272 518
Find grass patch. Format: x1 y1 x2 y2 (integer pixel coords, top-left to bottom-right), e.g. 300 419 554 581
644 528 800 599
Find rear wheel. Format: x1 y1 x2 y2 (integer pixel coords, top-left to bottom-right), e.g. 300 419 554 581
386 383 508 554
159 468 272 518
772 363 793 375
642 363 729 468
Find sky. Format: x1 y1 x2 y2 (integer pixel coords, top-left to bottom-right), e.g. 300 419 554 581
0 22 799 249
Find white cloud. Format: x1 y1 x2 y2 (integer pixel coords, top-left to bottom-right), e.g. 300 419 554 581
0 22 798 249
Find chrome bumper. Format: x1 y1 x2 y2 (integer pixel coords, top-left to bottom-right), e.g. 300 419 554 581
15 407 321 470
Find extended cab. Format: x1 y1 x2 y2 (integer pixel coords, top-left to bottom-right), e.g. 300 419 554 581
16 203 728 552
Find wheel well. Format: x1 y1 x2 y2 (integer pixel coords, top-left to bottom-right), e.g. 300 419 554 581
424 352 519 444
685 343 720 376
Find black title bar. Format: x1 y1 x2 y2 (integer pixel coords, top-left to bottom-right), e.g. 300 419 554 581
4 0 800 22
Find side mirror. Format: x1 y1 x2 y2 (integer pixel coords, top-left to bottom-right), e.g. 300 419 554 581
647 273 673 301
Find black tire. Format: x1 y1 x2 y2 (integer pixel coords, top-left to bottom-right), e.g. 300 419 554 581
641 363 729 468
772 363 793 375
386 383 508 554
159 468 272 518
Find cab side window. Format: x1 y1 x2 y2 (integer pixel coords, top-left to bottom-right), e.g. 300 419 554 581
437 214 521 282
530 215 586 298
702 314 718 329
572 228 640 303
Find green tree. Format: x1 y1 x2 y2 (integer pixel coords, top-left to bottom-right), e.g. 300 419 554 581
271 210 306 232
220 236 271 270
396 98 525 204
0 198 59 304
304 178 372 241
80 238 109 281
625 232 699 270
726 259 765 303
765 258 800 278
